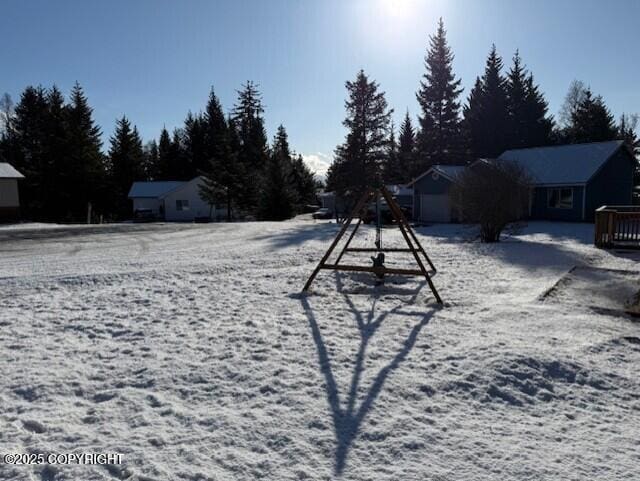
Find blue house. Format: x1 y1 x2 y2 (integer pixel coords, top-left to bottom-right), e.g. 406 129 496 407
498 140 635 222
411 141 636 223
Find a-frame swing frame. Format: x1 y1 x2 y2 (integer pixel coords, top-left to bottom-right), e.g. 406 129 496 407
303 186 443 304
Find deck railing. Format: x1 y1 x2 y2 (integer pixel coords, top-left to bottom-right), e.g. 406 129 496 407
594 205 640 248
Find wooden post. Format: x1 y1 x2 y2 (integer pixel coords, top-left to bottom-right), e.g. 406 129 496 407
335 218 362 265
87 202 92 224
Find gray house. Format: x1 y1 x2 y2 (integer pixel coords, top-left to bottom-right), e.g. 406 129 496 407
0 163 25 222
410 141 636 223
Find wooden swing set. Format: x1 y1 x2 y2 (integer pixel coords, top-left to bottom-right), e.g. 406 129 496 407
302 186 443 304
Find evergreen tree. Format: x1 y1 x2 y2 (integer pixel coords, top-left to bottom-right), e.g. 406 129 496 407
183 111 206 178
463 45 509 158
398 111 417 181
199 89 242 221
328 70 392 205
505 51 553 149
156 127 172 180
10 86 50 217
232 81 269 213
618 113 639 157
169 128 188 179
260 125 296 220
416 18 463 167
143 140 159 180
383 121 402 183
290 153 319 210
109 116 145 218
64 83 107 220
566 89 618 143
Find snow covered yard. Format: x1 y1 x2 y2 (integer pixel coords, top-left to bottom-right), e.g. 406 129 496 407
1 220 639 481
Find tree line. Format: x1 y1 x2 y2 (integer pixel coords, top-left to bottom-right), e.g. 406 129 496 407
0 82 319 222
327 19 640 199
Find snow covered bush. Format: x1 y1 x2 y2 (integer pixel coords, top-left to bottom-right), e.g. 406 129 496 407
452 160 532 242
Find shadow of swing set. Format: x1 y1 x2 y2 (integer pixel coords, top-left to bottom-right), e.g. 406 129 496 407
302 185 443 304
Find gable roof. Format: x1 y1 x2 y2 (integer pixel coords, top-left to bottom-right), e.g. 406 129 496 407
408 164 467 186
498 140 626 185
128 181 186 198
0 163 25 179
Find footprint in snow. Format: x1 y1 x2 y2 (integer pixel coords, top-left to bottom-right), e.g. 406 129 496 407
22 419 46 433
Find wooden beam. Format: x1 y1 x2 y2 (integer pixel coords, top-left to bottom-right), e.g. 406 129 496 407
320 264 424 276
345 247 416 252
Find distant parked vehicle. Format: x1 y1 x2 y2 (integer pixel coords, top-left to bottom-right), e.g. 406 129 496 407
133 208 156 222
312 208 333 219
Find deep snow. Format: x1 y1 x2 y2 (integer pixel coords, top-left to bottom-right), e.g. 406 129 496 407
0 220 639 480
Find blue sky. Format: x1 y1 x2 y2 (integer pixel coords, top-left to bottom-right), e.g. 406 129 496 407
2 0 639 175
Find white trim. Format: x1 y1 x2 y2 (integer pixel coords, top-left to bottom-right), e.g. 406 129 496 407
408 166 462 186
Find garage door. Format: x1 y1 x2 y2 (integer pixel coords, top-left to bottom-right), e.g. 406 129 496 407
420 194 451 223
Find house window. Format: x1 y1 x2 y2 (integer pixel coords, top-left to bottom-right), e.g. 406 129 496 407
176 199 190 211
547 188 573 209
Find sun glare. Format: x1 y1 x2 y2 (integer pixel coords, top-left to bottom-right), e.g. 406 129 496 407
380 0 414 19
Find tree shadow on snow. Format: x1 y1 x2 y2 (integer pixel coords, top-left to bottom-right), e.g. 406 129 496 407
300 274 435 475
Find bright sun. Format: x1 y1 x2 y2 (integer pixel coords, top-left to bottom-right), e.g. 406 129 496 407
381 0 414 18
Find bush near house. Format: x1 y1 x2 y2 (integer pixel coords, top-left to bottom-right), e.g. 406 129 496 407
451 160 532 242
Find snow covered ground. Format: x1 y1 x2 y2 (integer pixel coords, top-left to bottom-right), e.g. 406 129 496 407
1 220 639 480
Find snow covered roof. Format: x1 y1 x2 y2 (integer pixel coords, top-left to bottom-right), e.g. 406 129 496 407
498 140 626 185
128 181 186 198
409 164 467 186
0 163 24 179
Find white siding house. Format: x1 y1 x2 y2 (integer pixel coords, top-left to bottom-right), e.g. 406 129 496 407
0 163 25 222
128 177 223 221
162 177 222 221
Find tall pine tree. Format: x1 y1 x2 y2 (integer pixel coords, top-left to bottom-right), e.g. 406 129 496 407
233 81 269 214
109 116 145 218
505 51 553 149
199 89 242 221
327 70 392 205
260 125 296 220
566 89 618 143
416 18 463 167
398 111 417 181
463 45 509 158
65 83 107 220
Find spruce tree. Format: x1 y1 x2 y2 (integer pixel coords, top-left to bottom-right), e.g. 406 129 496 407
232 81 269 214
65 83 107 220
329 70 392 205
290 153 319 210
383 121 402 184
109 116 145 218
183 111 206 179
505 51 553 149
198 89 242 221
567 89 618 143
260 125 296 220
619 114 639 157
157 127 172 180
398 111 417 181
143 140 159 180
416 18 463 167
463 45 509 158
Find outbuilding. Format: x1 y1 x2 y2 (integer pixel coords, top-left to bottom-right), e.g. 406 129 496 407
0 163 25 223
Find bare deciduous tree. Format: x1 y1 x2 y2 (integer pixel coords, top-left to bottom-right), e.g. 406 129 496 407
451 160 532 242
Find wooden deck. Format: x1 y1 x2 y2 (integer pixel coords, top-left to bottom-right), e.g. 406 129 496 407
594 205 640 249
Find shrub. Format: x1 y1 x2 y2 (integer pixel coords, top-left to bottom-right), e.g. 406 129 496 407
451 160 532 242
